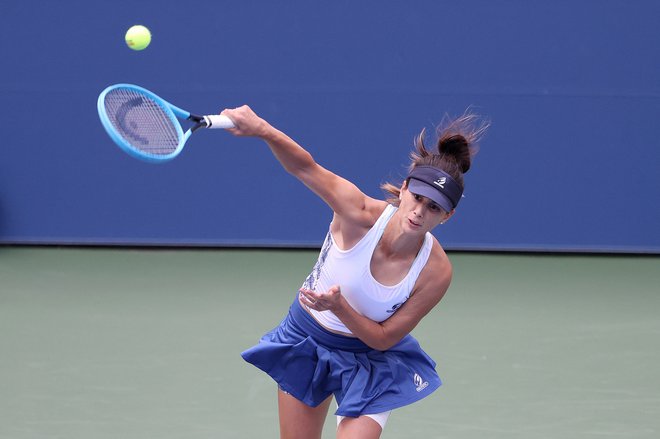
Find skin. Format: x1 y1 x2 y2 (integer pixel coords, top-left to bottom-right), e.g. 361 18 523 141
222 105 455 439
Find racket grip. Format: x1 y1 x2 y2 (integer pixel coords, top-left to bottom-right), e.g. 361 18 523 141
203 114 235 129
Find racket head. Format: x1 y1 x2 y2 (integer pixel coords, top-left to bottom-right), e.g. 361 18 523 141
97 84 191 163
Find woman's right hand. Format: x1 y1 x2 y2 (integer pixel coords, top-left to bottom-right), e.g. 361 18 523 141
220 105 271 138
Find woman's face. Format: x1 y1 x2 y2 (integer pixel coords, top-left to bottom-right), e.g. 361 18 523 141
398 184 453 234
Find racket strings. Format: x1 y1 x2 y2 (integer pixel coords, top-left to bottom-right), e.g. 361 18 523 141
104 88 181 155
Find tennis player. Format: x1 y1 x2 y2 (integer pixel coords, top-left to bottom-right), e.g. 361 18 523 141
222 106 486 439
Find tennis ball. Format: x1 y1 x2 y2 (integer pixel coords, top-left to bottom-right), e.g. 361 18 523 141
125 25 151 51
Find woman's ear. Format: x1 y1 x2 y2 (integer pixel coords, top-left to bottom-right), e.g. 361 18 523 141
399 180 409 199
441 209 456 224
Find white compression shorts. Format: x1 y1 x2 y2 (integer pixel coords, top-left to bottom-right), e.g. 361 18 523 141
337 411 392 430
280 387 391 429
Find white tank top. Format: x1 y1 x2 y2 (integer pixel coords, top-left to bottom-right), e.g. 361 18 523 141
301 204 434 334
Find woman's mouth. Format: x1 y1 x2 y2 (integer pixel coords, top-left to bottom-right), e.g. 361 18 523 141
408 218 422 228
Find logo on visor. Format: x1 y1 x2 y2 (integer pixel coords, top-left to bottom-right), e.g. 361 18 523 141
433 177 447 188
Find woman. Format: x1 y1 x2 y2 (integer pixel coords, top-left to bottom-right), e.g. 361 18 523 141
221 105 486 439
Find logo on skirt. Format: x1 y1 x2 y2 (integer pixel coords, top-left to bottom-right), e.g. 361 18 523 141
413 373 428 392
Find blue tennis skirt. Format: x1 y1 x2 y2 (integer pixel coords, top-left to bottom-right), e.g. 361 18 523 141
241 296 441 417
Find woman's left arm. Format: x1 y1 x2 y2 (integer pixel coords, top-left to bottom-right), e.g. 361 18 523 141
299 257 452 351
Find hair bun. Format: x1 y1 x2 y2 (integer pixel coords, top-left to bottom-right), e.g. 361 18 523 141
439 135 471 173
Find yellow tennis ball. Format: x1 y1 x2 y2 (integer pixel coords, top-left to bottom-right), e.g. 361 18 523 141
125 25 151 51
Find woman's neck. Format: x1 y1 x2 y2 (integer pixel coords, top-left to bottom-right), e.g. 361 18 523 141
378 214 425 260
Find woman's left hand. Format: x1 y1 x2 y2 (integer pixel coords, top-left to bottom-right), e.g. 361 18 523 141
299 285 342 312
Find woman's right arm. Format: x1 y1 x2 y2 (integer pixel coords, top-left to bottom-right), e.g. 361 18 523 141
222 105 383 227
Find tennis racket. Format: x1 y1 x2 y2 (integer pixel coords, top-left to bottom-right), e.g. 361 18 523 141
97 83 234 163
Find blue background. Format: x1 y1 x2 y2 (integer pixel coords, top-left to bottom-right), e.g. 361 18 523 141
1 0 658 252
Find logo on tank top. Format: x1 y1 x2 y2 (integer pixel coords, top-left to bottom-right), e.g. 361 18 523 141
413 373 429 392
386 302 404 313
386 296 409 314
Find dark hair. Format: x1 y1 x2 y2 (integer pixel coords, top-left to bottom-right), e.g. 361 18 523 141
381 111 489 208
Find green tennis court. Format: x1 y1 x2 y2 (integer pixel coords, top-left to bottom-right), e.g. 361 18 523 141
1 247 659 438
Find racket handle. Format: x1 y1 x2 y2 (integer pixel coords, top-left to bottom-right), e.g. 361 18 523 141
203 114 235 129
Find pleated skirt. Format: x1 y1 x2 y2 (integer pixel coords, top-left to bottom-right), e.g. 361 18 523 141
241 297 441 417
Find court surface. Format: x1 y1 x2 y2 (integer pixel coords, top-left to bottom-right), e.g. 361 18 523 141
1 247 658 438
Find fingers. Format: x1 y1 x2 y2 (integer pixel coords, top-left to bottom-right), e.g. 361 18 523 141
220 105 252 119
218 109 238 132
299 288 318 303
298 287 343 312
299 288 324 310
219 105 261 136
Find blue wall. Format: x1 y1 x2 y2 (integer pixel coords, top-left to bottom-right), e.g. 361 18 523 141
1 1 659 252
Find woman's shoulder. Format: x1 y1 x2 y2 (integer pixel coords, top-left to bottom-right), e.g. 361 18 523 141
364 198 392 223
330 198 389 250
